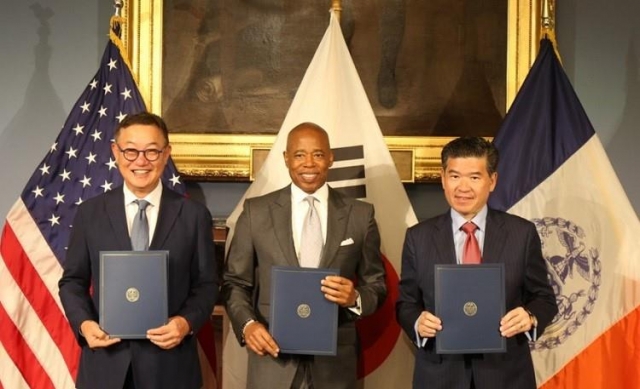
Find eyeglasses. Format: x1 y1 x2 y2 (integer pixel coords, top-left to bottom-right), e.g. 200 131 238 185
116 145 165 162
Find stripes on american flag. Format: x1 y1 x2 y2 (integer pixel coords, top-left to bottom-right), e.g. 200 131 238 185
0 20 200 388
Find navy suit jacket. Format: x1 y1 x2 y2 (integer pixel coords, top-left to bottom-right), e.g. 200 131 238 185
59 186 218 389
396 208 558 389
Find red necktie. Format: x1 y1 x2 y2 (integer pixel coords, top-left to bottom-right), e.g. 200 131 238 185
461 222 481 264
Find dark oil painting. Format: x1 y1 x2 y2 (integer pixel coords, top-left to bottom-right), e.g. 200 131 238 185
161 0 507 137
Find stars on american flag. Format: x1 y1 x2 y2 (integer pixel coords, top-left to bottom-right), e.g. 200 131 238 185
72 124 84 136
48 214 60 226
65 147 78 159
53 192 65 204
101 180 114 192
170 174 181 186
39 164 50 175
85 152 97 165
91 129 102 142
59 169 71 181
80 176 92 188
19 40 184 262
107 58 117 71
106 158 117 170
32 186 44 198
121 88 132 100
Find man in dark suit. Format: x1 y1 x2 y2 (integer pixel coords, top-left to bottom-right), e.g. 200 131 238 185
58 112 218 389
222 122 387 389
396 136 558 389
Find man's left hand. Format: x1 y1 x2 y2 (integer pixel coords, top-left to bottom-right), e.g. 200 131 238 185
321 275 357 308
147 316 191 349
500 307 532 338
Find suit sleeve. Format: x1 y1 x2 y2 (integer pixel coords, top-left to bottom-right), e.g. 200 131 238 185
395 227 427 345
355 204 387 317
58 205 97 344
221 199 257 345
523 222 559 333
175 204 219 334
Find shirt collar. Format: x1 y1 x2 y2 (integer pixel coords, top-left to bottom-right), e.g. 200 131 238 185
123 181 163 207
291 183 329 205
450 205 488 232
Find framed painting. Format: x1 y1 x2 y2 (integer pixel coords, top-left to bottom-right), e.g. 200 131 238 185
123 0 548 182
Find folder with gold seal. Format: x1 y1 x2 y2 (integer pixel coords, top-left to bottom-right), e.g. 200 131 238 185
99 251 169 339
269 266 339 355
434 264 506 354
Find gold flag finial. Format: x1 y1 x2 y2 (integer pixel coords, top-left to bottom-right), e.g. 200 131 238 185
541 0 555 32
331 0 342 21
114 0 124 17
541 0 562 62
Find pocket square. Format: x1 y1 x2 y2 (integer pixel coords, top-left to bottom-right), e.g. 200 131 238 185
340 238 355 246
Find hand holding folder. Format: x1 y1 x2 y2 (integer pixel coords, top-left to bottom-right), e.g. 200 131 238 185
270 266 339 355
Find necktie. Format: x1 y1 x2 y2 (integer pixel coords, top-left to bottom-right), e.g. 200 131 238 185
131 199 150 251
300 196 323 268
461 222 481 264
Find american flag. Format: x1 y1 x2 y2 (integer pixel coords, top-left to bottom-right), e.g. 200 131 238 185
0 21 216 388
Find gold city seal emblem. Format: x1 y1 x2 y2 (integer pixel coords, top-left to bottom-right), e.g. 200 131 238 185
297 304 311 318
463 302 478 317
126 287 140 303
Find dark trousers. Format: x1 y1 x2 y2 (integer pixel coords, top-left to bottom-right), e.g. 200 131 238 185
123 365 136 389
291 357 314 389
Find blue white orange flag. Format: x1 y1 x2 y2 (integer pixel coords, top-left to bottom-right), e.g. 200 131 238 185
488 38 640 388
223 9 418 389
0 18 221 389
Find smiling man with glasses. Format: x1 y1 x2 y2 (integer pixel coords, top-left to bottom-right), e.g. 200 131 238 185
112 114 171 198
59 112 218 389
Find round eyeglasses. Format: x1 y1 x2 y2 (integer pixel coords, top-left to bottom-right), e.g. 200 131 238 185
116 145 165 162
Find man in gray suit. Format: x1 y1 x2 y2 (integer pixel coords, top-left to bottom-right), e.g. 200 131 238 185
396 136 558 389
223 122 387 389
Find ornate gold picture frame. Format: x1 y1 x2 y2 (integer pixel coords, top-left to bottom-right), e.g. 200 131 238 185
123 0 545 182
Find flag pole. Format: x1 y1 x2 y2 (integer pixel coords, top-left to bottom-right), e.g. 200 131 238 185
331 0 342 21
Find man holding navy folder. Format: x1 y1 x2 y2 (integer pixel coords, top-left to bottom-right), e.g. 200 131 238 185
59 112 218 389
223 122 387 389
396 137 558 389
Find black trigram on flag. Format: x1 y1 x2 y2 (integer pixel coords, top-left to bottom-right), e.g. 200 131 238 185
328 145 366 199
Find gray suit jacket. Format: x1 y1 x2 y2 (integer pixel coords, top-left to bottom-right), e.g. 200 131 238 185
59 186 218 389
223 185 386 389
396 208 558 389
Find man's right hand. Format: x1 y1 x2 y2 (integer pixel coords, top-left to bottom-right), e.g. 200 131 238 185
80 320 121 349
244 321 279 358
417 311 443 338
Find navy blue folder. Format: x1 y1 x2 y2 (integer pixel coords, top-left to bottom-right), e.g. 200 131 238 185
434 264 506 354
269 266 339 355
99 251 169 339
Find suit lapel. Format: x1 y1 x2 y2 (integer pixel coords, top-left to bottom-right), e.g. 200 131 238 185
482 209 507 264
270 187 299 267
106 188 133 250
319 189 349 269
434 212 457 264
150 188 183 249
